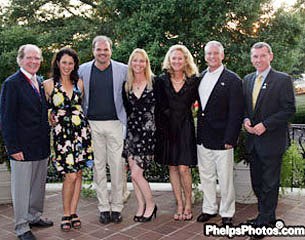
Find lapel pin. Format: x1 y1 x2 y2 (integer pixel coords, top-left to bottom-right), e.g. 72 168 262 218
262 83 267 89
221 82 225 86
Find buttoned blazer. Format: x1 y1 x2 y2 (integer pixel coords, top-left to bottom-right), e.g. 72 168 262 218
79 59 127 126
243 69 296 156
0 70 50 160
197 68 244 150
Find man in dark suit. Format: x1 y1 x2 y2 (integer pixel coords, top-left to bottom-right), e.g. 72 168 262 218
243 42 295 229
0 44 53 240
196 41 244 226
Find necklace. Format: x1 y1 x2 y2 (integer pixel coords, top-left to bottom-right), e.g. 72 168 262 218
172 78 184 84
133 80 145 90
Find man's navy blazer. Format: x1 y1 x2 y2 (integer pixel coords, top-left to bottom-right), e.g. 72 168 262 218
197 68 244 150
243 69 296 156
0 70 50 161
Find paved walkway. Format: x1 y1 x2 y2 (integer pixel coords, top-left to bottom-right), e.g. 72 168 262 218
0 190 305 240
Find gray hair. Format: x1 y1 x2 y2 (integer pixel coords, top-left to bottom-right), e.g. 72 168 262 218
16 44 42 66
92 35 113 49
204 41 224 54
251 42 273 54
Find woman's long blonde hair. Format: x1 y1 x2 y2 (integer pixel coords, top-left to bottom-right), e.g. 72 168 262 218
162 44 198 78
125 48 154 93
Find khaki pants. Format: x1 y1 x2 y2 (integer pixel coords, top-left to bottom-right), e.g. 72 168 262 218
197 145 235 218
89 120 124 212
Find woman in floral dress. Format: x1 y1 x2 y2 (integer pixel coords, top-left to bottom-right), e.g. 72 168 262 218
122 48 157 222
43 47 93 231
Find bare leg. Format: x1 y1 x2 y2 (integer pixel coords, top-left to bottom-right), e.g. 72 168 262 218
70 171 82 214
128 158 145 216
62 173 77 216
169 166 184 220
129 158 155 218
179 165 193 220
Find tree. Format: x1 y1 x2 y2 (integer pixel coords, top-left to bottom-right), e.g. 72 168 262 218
0 0 304 83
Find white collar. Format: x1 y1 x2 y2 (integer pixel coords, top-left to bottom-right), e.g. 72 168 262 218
20 68 35 80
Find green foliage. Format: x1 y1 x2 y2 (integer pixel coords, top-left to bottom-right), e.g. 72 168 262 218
0 134 9 168
292 94 305 124
81 184 97 198
234 130 248 163
191 167 203 202
1 0 304 85
281 142 305 190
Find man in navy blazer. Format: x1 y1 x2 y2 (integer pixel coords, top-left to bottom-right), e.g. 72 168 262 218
243 42 295 229
196 41 244 226
0 44 52 240
78 36 127 224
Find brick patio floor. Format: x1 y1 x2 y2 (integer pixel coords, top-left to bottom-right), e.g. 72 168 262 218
0 190 305 240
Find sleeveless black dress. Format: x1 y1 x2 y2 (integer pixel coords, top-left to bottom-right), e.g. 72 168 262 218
154 72 198 166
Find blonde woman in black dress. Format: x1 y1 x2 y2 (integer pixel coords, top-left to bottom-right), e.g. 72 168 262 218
122 48 157 222
155 45 198 221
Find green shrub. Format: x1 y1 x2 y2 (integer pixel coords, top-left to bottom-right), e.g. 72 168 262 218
281 142 305 189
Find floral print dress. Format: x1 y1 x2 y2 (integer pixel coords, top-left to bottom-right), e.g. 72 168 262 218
122 83 156 170
49 81 93 174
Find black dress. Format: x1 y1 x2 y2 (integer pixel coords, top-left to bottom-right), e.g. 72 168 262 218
122 82 156 170
154 72 198 166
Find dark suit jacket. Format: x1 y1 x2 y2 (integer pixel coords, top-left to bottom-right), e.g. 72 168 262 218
197 68 244 150
243 69 296 156
0 70 50 161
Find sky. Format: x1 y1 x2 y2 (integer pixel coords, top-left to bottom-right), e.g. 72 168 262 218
273 0 297 8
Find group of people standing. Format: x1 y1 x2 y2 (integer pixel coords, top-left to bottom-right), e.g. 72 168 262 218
0 35 295 240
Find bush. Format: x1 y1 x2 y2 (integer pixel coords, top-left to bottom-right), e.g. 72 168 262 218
281 142 305 189
0 134 9 168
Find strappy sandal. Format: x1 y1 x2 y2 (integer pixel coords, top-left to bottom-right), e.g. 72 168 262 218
71 213 81 229
61 215 72 232
183 210 193 221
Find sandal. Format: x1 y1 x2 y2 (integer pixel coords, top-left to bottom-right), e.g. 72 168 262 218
183 210 193 221
61 215 71 232
71 213 81 229
173 212 183 221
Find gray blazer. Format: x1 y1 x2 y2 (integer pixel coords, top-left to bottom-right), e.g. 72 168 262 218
79 59 128 126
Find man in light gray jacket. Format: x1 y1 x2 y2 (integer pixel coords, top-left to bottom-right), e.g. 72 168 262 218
79 35 127 224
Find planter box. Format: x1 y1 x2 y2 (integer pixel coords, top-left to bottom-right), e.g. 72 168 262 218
0 163 12 204
234 161 257 204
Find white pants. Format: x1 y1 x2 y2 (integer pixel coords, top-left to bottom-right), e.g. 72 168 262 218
197 144 235 217
89 120 124 212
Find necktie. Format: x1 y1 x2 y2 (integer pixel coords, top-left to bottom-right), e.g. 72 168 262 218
252 74 263 110
31 75 40 93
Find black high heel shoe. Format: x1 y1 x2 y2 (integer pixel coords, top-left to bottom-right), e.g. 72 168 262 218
140 205 157 222
133 204 146 222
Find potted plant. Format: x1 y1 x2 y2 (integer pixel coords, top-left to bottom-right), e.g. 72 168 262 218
233 130 257 204
0 134 12 204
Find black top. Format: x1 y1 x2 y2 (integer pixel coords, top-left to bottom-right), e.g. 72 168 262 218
154 72 198 166
87 64 118 120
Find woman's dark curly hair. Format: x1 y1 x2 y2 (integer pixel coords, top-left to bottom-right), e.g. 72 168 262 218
51 47 79 85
